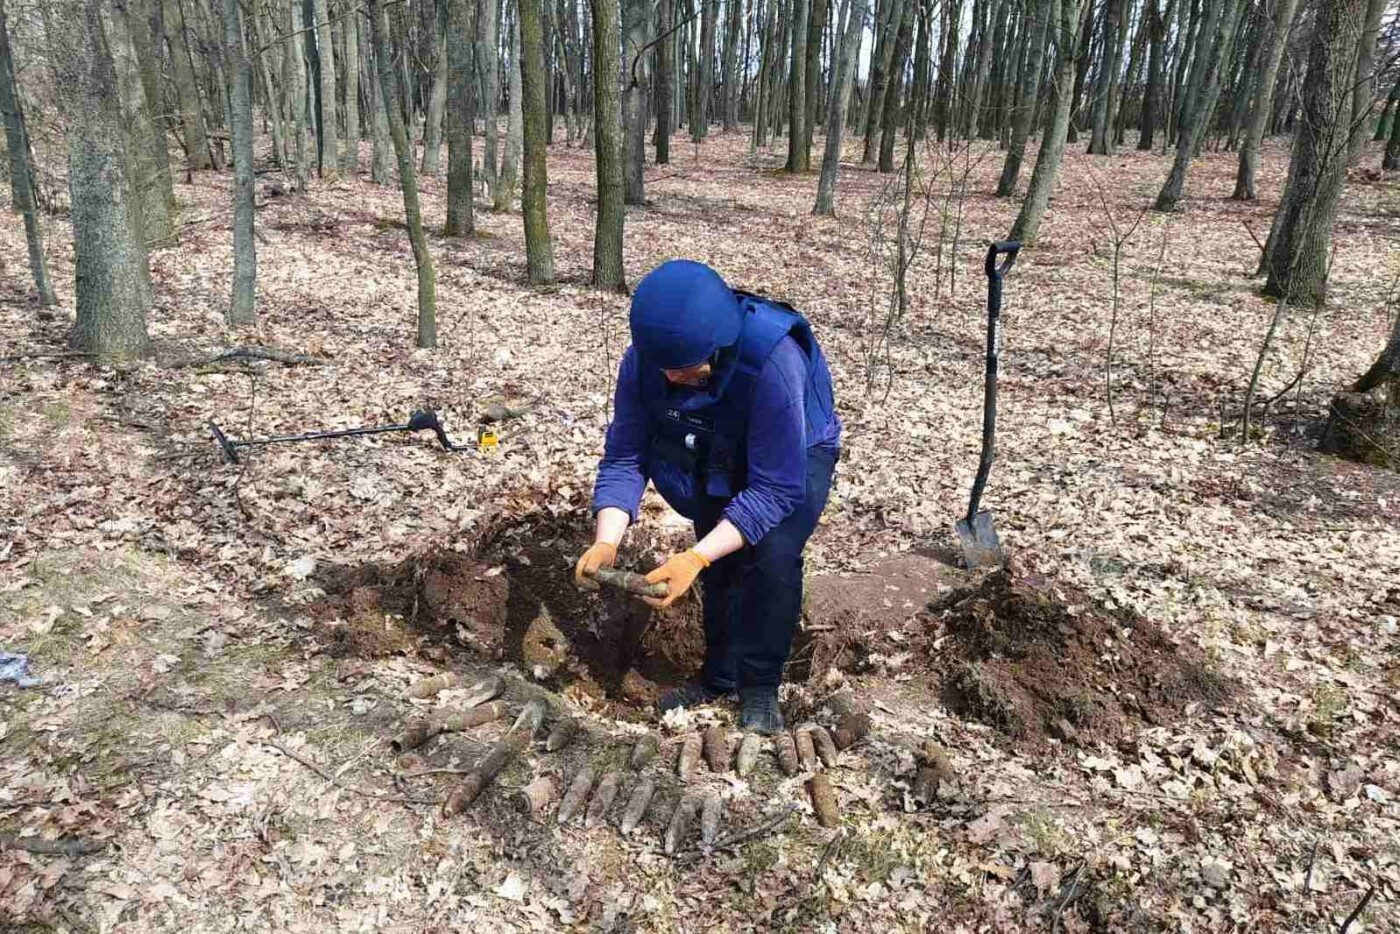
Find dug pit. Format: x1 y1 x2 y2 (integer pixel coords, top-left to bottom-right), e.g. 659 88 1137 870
307 509 705 709
927 560 1232 745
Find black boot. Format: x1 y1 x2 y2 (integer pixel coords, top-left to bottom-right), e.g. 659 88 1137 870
657 680 727 714
739 687 784 735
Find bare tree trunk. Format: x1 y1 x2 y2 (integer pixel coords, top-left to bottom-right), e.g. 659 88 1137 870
1345 0 1387 162
368 0 438 347
876 0 913 172
119 0 176 229
656 0 673 160
287 0 313 188
368 16 393 183
494 10 522 209
1011 0 1091 244
164 0 213 169
1231 0 1297 197
623 0 649 203
784 0 807 168
50 0 153 361
1087 0 1123 153
1385 78 1400 169
864 0 906 160
1153 0 1246 211
801 0 827 159
1138 0 1169 149
518 0 554 281
1259 0 1364 305
224 0 255 323
107 0 174 245
422 0 449 175
997 0 1051 195
253 4 288 168
312 0 338 176
446 0 477 235
693 0 716 141
479 0 501 185
592 0 626 289
341 0 360 172
0 0 56 305
721 0 741 128
814 0 865 214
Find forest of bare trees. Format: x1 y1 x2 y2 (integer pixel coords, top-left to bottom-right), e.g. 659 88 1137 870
2 0 1398 445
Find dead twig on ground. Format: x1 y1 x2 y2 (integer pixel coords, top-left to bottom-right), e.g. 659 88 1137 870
167 345 329 368
674 806 796 863
1338 885 1375 933
0 833 107 857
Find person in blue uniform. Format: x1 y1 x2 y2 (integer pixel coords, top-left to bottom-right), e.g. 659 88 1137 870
574 260 841 734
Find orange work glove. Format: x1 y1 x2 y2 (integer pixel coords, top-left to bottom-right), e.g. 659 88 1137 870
574 542 618 589
643 549 711 608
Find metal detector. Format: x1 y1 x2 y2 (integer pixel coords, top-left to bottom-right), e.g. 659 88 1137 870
209 409 463 464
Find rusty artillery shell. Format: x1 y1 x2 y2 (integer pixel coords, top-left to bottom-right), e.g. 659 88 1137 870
811 726 839 768
776 732 800 775
700 794 724 847
808 773 839 828
593 567 669 599
677 733 702 782
518 775 559 817
664 794 701 855
462 675 505 708
702 726 730 773
736 733 762 777
794 726 818 772
545 717 578 752
557 768 594 825
631 734 659 770
584 772 622 829
619 777 655 836
409 671 461 699
391 720 439 753
440 700 507 733
833 712 871 750
824 689 859 718
512 699 547 738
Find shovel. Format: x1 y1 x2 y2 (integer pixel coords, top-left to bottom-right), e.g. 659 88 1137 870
955 240 1021 569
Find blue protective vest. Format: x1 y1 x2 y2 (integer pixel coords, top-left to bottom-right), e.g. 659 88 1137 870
640 293 836 507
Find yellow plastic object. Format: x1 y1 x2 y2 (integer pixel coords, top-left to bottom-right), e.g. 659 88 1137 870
477 426 499 452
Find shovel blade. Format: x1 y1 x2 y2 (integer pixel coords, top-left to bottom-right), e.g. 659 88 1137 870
955 510 1004 569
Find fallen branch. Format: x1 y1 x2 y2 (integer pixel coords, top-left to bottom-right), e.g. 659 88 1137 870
0 350 95 363
1338 885 1375 934
168 345 329 368
0 833 106 857
267 737 435 805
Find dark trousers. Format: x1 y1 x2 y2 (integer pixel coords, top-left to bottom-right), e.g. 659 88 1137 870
694 445 837 691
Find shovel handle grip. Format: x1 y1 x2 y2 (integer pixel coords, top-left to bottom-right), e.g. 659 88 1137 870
967 242 1021 523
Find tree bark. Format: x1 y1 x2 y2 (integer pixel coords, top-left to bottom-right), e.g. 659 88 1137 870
479 0 501 185
446 0 477 235
1137 0 1169 149
368 16 393 183
783 0 807 168
592 0 625 289
494 9 522 209
722 0 741 129
1259 0 1364 306
1385 77 1400 169
1345 0 1387 162
801 0 827 160
997 0 1051 195
422 0 449 175
106 0 174 245
656 0 673 160
119 0 176 232
863 0 905 160
164 0 213 170
518 0 554 282
1153 0 1246 211
51 0 153 360
623 0 649 203
341 0 360 172
876 0 914 172
1087 0 1124 153
1231 0 1297 198
0 0 57 305
814 0 865 214
368 0 438 347
693 0 716 141
287 0 313 188
1010 0 1091 244
311 0 338 176
224 0 256 323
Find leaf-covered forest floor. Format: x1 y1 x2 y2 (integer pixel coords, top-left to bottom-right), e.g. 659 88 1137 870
2 129 1399 932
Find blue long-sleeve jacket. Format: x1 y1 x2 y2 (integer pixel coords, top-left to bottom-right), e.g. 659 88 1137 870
592 338 841 544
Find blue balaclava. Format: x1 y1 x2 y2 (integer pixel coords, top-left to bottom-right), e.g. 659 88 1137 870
629 260 744 369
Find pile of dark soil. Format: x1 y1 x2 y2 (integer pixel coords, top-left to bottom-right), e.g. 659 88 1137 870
306 507 705 708
930 563 1231 745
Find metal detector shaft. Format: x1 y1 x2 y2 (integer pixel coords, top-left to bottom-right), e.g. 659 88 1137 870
965 240 1021 523
210 409 459 463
